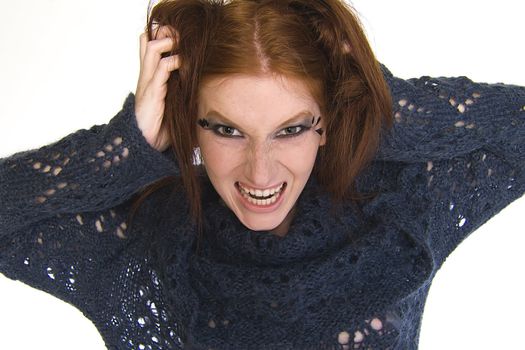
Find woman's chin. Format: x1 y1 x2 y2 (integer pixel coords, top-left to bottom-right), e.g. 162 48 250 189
234 206 295 236
221 186 297 234
237 214 285 232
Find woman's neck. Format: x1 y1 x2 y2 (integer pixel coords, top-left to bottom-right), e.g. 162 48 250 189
269 206 297 237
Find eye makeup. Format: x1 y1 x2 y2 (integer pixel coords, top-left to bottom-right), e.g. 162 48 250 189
198 118 242 138
197 119 209 128
311 116 324 136
197 115 323 138
275 124 311 138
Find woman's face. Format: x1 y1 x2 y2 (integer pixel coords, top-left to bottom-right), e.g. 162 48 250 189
197 74 326 235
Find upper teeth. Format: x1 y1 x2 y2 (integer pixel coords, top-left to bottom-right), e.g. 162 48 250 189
238 183 284 198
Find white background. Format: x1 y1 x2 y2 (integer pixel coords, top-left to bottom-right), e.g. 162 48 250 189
0 0 523 349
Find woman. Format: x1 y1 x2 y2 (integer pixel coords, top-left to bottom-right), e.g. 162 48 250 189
0 0 523 349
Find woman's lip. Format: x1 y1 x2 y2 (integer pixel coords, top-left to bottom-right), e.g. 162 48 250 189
235 182 287 213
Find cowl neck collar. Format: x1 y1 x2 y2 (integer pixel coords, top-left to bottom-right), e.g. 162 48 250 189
200 176 357 266
175 176 434 349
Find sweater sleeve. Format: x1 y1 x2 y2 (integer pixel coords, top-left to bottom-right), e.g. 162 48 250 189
369 66 525 267
376 65 525 166
0 93 177 236
0 93 177 305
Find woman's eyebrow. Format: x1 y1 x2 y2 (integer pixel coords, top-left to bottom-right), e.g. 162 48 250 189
204 109 316 130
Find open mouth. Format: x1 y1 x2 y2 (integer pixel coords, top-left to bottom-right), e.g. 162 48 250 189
235 182 287 206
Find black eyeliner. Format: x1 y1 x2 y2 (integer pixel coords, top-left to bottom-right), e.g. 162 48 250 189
199 119 243 138
213 124 243 138
198 116 320 139
276 124 311 138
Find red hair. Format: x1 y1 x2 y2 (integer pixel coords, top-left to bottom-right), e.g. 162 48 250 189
129 0 392 233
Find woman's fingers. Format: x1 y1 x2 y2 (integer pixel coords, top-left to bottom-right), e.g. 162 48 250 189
140 37 175 81
139 24 165 63
150 55 181 90
138 55 180 104
134 25 182 152
137 25 180 97
138 25 177 86
139 25 177 65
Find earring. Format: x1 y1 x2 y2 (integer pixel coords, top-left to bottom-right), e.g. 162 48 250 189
192 147 203 166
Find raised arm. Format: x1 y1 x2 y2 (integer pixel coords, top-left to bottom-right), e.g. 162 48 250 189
362 65 525 267
377 64 525 166
0 93 177 237
0 93 186 348
0 21 188 347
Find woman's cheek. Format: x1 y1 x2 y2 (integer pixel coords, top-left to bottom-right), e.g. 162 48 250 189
276 140 319 173
201 139 245 175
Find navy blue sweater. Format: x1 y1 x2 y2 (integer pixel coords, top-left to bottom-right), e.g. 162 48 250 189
1 66 524 349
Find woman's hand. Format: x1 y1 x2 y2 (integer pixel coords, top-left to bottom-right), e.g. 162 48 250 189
135 25 181 152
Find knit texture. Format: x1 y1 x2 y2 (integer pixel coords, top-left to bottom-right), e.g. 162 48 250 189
1 65 524 349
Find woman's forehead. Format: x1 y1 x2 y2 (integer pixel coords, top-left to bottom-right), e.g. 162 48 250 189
198 74 320 126
200 73 315 98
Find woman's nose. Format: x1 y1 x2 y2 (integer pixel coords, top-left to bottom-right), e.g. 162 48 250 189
244 141 276 187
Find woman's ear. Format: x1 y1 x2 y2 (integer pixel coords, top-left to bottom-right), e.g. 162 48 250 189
319 130 326 146
342 40 351 54
317 117 326 146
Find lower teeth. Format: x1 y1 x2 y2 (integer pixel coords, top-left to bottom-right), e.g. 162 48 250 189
243 192 280 206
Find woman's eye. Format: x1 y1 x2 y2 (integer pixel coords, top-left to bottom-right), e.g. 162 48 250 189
276 126 307 137
215 125 242 137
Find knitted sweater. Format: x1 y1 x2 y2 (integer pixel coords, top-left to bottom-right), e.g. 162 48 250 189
1 65 524 350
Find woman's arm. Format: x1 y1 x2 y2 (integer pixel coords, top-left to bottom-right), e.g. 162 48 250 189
0 94 177 237
352 2 525 348
376 68 525 165
0 90 178 283
0 93 181 349
0 0 185 347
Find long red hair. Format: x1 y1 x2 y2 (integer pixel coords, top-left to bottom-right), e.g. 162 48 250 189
129 0 392 233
